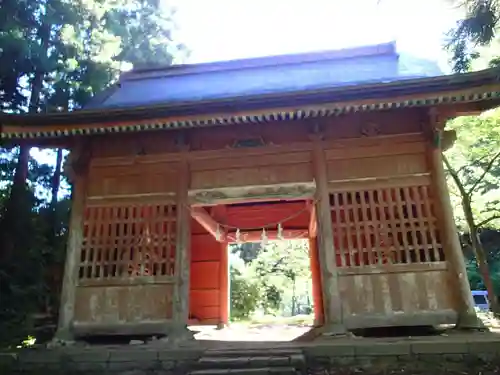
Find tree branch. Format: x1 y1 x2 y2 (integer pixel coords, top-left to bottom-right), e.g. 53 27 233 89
454 152 492 176
467 150 500 197
443 154 470 201
477 215 500 229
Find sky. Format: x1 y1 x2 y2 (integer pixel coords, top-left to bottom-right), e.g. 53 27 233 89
169 0 463 71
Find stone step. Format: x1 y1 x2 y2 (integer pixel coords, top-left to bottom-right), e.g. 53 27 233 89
196 354 304 369
204 348 303 357
190 366 298 375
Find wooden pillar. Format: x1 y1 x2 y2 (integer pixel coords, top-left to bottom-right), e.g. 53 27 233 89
308 237 324 326
54 147 89 341
429 143 482 328
173 157 193 336
219 241 229 328
427 108 481 329
311 135 345 334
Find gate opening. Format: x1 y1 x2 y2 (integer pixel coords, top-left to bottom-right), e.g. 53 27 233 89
189 199 318 342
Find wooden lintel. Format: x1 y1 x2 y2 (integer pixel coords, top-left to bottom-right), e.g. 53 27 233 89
191 207 226 242
188 182 316 206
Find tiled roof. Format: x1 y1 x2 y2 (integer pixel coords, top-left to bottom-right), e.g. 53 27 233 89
1 42 500 140
86 42 443 110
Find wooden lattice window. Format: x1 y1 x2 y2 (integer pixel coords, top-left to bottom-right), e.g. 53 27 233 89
78 203 177 280
330 185 444 267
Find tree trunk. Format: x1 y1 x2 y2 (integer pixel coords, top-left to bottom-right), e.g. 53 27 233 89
463 198 500 313
471 228 499 312
12 146 30 187
50 148 63 239
0 20 50 260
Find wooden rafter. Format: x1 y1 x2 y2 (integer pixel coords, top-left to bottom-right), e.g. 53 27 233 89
190 207 226 242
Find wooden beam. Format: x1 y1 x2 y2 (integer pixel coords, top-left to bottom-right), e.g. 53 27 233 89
219 240 229 328
441 99 500 117
188 182 316 206
429 148 481 328
174 155 192 332
309 202 318 238
426 109 481 329
191 207 226 242
308 237 324 326
311 133 345 334
54 145 89 341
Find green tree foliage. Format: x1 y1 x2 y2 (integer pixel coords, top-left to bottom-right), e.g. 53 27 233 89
230 266 261 320
0 148 70 346
447 0 500 72
0 0 186 347
230 240 312 320
465 229 500 290
444 110 500 311
253 240 311 315
230 242 262 264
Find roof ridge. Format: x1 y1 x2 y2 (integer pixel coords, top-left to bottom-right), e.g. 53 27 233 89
121 42 398 82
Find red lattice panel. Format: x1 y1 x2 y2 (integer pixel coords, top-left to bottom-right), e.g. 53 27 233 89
78 203 177 279
330 185 444 267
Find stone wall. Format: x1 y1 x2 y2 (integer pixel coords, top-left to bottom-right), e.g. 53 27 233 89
304 338 500 375
0 346 203 374
2 337 500 375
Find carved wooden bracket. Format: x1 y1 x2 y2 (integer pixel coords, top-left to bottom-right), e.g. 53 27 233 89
135 141 147 156
308 122 325 141
442 130 457 151
63 142 91 183
428 107 450 130
431 129 457 151
360 122 381 137
227 137 268 149
174 131 188 146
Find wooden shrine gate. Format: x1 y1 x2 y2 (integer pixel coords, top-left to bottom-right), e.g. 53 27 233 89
58 125 470 338
3 42 495 340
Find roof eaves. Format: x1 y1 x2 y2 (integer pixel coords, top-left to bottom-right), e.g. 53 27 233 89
3 90 500 140
1 67 498 127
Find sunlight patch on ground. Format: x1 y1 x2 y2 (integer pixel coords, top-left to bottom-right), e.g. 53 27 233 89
246 314 314 326
191 312 500 342
191 315 314 342
478 311 500 328
193 324 311 342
